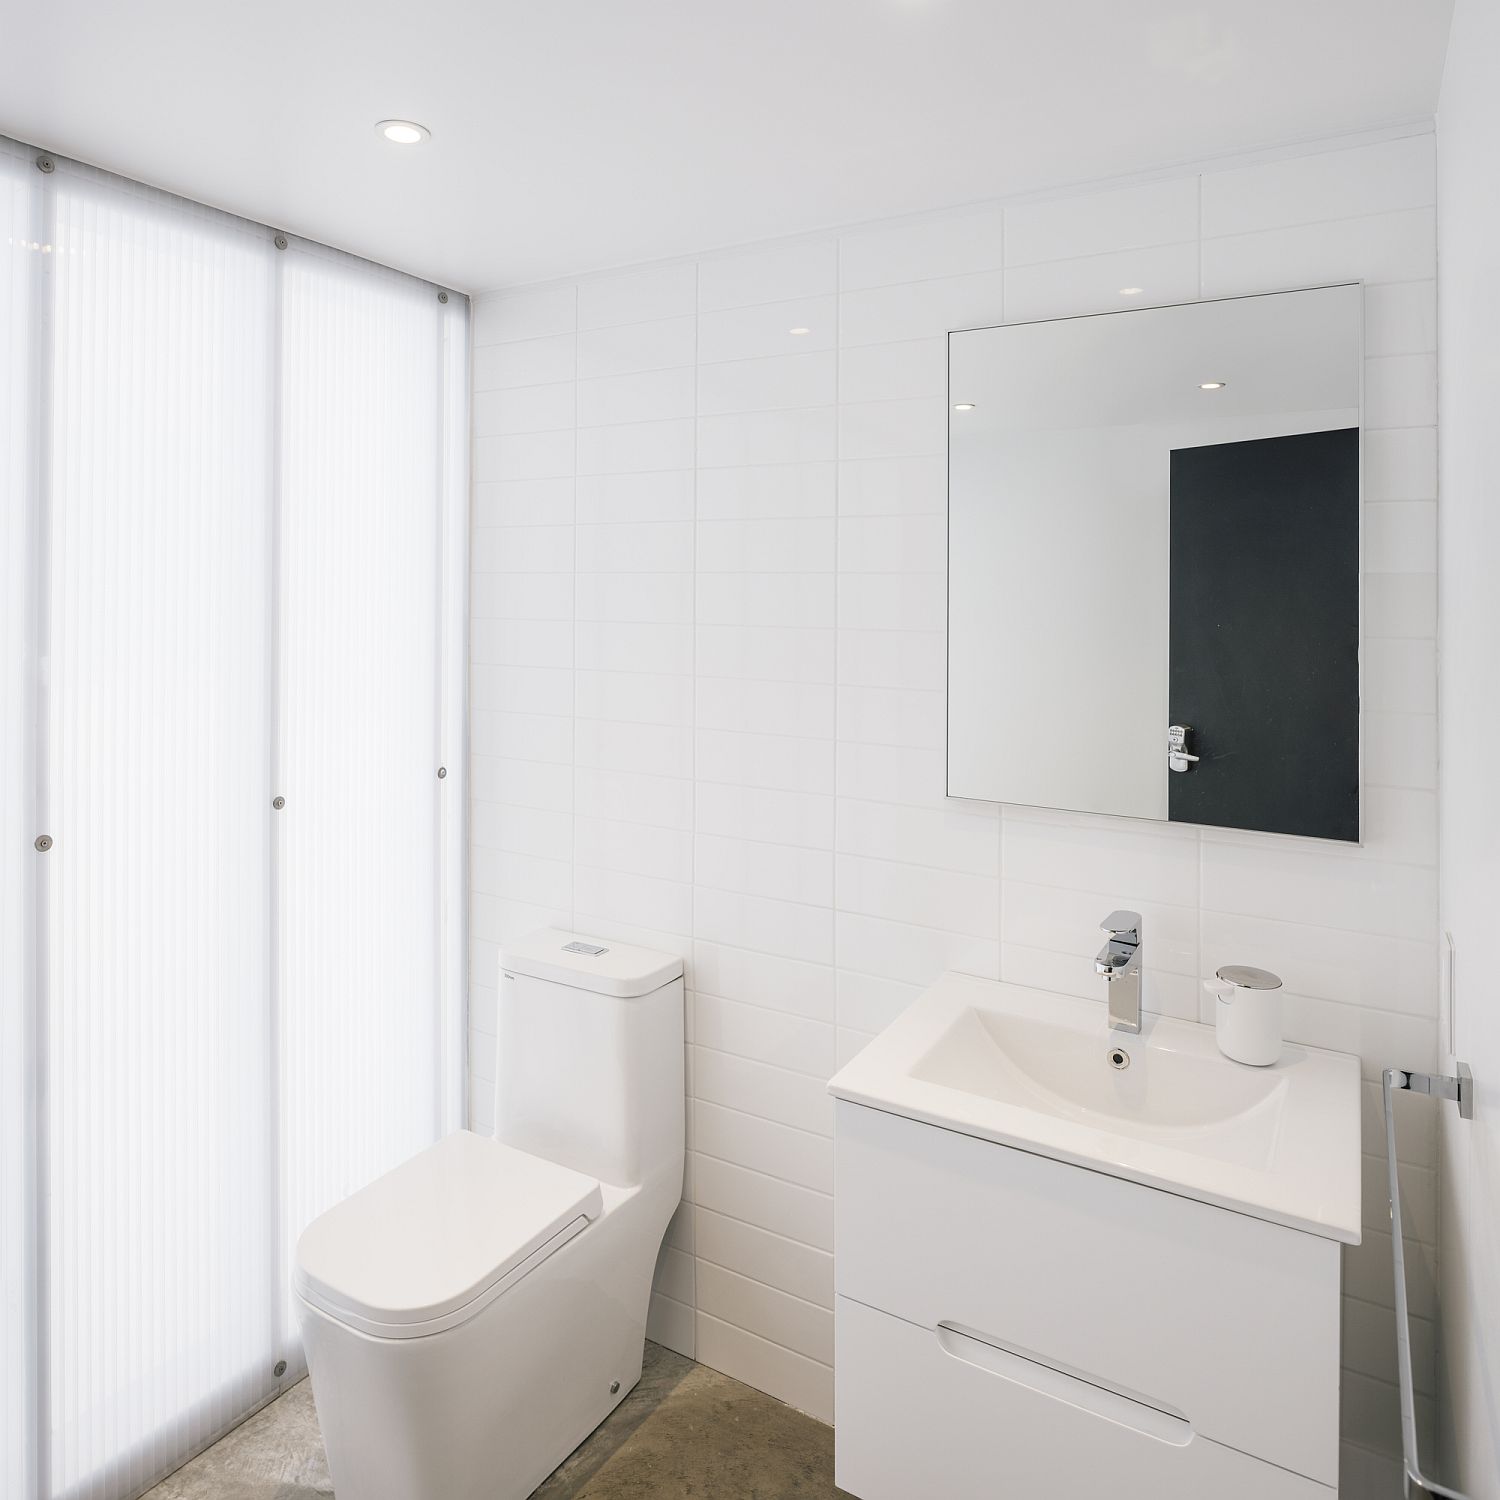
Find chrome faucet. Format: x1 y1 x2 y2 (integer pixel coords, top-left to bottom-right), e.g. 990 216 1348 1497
1095 911 1142 1034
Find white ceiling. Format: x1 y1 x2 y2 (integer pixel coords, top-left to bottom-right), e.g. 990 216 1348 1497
0 0 1454 293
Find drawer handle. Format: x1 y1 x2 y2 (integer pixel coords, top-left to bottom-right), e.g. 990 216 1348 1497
936 1322 1193 1448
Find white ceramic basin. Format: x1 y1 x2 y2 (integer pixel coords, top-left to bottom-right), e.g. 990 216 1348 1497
829 973 1361 1242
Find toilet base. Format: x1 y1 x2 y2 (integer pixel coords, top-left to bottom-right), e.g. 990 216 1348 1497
299 1179 670 1500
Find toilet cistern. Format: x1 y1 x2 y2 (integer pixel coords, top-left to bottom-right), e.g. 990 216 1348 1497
1095 910 1143 1034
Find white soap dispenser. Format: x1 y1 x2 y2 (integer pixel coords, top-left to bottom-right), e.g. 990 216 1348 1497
1205 965 1284 1066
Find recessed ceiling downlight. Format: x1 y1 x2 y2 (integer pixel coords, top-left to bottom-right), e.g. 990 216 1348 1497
377 119 430 146
953 402 976 412
1199 381 1227 391
788 326 811 336
1119 286 1144 296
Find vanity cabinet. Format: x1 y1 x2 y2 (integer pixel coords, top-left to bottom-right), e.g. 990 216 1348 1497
834 1101 1343 1499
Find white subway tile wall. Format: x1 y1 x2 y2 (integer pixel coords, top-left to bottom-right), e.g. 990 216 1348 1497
470 128 1437 1495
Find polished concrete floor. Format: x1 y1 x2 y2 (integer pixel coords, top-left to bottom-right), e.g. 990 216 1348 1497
143 1341 845 1499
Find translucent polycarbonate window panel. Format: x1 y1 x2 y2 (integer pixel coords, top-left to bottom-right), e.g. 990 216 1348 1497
1 137 38 1500
44 165 278 1496
438 296 471 1138
275 242 447 1347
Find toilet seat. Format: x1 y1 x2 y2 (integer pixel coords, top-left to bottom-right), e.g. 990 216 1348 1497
293 1130 602 1340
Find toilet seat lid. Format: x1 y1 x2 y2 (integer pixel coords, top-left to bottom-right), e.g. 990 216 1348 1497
293 1131 602 1337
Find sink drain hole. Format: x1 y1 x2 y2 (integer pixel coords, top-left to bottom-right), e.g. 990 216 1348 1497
1108 1047 1131 1070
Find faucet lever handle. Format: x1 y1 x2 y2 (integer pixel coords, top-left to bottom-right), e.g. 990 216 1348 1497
1100 910 1141 944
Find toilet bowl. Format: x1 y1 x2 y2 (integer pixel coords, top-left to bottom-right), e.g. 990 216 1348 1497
294 929 686 1500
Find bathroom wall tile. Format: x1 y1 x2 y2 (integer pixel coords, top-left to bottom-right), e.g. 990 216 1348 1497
474 285 576 345
1365 354 1437 430
694 1100 833 1193
698 240 838 313
1006 177 1199 267
698 297 837 362
575 668 693 726
696 573 834 630
838 337 947 404
1366 501 1437 573
1364 711 1437 791
694 1313 833 1423
577 365 695 427
838 269 1006 347
836 796 998 875
835 910 999 988
838 397 947 460
836 853 999 940
1004 241 1199 322
692 1154 834 1252
694 992 835 1077
696 782 835 850
577 315 697 379
697 462 837 520
840 204 1006 291
696 728 834 795
838 455 946 516
695 1207 833 1310
697 1260 833 1365
473 380 574 437
575 470 696 525
1364 280 1437 357
1199 134 1434 240
837 572 945 632
474 477 574 529
696 349 837 416
1200 207 1436 295
695 887 834 967
691 940 835 1023
1364 427 1437 502
576 416 695 475
836 969 923 1036
474 428 575 483
577 262 696 330
473 332 576 392
697 407 837 468
1363 637 1437 715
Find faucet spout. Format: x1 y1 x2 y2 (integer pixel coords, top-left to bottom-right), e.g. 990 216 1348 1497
1095 910 1142 1034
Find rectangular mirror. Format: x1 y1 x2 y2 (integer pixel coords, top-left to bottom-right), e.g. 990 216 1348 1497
947 284 1361 842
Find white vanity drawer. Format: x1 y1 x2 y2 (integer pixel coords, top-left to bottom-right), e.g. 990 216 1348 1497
835 1295 1334 1500
835 1101 1341 1486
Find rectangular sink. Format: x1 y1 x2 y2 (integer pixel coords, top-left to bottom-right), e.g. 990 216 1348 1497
828 973 1361 1242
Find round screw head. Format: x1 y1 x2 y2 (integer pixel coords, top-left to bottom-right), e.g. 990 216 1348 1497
274 233 288 251
36 155 54 174
610 1380 620 1395
34 834 52 852
273 1359 288 1378
272 796 285 811
437 766 447 779
438 290 449 304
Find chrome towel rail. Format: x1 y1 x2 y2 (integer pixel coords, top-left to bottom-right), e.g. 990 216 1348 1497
1382 1064 1474 1500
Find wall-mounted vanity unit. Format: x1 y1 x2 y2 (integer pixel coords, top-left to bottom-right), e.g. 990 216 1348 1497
828 975 1362 1499
947 284 1363 841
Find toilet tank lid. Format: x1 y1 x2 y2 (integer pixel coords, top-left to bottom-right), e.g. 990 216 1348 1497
500 928 684 998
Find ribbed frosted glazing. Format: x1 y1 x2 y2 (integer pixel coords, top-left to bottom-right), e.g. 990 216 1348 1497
438 297 470 1137
1 136 38 1500
274 242 445 1346
44 165 278 1497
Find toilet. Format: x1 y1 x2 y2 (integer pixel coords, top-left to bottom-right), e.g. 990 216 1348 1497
293 929 686 1500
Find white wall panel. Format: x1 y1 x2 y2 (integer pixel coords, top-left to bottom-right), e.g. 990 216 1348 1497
472 127 1439 1489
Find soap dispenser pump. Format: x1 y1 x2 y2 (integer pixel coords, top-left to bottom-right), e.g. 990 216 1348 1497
1205 965 1284 1066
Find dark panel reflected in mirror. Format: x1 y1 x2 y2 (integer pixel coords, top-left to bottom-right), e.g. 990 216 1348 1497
1167 429 1359 841
947 284 1362 842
